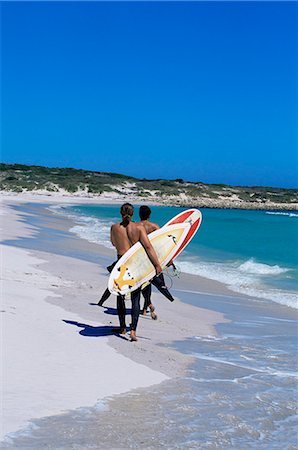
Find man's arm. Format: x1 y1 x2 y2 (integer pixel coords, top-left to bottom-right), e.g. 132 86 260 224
110 225 115 247
139 227 162 275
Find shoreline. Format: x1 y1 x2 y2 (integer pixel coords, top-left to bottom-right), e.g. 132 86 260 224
4 197 296 311
1 190 297 211
44 199 298 310
1 199 227 442
3 194 255 302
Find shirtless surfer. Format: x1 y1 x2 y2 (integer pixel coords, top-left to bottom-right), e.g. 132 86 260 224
110 203 162 341
97 204 175 309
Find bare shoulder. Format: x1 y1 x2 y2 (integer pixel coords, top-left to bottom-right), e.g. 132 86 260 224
131 222 141 232
111 223 121 233
126 221 140 233
137 224 147 237
150 222 160 231
136 222 145 229
146 221 159 233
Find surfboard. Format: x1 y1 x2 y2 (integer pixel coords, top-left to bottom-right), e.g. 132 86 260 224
138 209 202 299
108 222 190 296
164 208 202 259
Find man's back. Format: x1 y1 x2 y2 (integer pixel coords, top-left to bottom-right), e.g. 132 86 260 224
138 220 159 235
111 222 143 257
111 221 161 275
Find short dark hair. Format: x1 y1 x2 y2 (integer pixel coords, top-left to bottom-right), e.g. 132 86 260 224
139 205 151 220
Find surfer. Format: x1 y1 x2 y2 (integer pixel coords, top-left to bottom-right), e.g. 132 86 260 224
138 205 160 320
110 203 162 342
97 206 175 309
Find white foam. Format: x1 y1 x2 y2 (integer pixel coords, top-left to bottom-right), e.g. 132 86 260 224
233 285 298 310
194 335 227 342
238 259 288 276
48 205 114 249
266 211 298 218
70 220 113 249
192 353 298 378
2 422 40 444
178 259 297 310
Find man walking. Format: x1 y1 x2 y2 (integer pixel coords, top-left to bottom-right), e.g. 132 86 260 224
110 203 162 341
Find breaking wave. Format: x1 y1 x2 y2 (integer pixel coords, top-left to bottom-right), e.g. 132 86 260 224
178 259 297 310
48 204 113 248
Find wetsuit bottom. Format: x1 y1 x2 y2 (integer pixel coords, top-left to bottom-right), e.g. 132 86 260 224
151 273 175 302
117 288 141 331
141 272 174 309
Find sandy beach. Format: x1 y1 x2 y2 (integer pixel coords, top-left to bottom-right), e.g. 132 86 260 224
1 195 297 449
1 194 227 444
2 0 297 445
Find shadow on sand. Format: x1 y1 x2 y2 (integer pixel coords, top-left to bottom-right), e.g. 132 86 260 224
63 320 117 337
63 319 150 342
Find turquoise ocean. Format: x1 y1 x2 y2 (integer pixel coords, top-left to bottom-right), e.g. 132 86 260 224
51 204 298 310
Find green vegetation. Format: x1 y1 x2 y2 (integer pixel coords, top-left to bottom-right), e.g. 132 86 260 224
0 163 297 209
0 163 135 195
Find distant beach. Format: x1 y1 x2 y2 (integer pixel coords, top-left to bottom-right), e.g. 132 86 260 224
1 194 297 448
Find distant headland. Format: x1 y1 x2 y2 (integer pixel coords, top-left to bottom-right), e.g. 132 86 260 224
1 163 297 211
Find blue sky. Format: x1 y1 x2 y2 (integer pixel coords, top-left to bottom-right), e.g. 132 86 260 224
2 1 297 188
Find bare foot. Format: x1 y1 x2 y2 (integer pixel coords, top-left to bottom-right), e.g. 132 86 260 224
149 305 158 320
130 330 138 342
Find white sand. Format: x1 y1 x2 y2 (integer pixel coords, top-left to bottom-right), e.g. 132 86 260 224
0 197 227 442
0 190 161 206
0 202 168 441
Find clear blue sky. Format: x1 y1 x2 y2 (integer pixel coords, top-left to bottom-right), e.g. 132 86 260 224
2 1 297 188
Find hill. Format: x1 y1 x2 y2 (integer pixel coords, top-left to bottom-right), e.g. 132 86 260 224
1 163 297 210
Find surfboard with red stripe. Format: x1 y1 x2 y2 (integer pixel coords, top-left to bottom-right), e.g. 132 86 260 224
164 209 202 259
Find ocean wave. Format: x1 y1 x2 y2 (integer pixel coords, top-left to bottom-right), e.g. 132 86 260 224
233 285 298 310
48 205 114 249
70 223 113 249
178 259 297 310
192 353 298 378
238 259 288 275
69 214 114 248
266 212 298 218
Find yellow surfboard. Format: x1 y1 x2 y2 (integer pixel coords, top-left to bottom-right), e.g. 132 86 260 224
108 222 190 295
